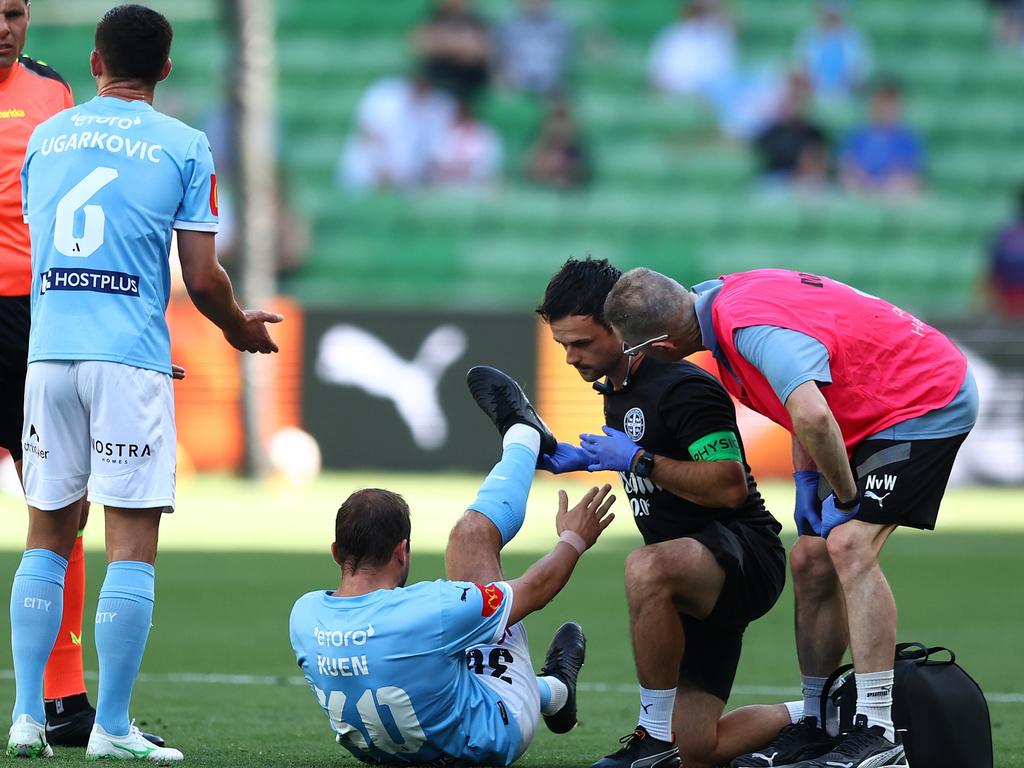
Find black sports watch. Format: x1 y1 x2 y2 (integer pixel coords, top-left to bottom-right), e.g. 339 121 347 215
633 450 656 478
836 491 861 510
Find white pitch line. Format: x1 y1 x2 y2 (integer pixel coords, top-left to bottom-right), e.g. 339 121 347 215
1 671 1021 703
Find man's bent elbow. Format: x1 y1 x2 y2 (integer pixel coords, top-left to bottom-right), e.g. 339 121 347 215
717 462 749 509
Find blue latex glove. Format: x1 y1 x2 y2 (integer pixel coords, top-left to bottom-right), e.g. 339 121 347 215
579 426 642 472
793 471 823 536
820 494 861 538
537 442 591 474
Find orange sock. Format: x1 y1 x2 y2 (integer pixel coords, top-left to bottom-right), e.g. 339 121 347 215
43 533 87 700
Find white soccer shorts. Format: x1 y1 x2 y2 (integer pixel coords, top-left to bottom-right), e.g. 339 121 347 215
22 360 176 511
468 622 541 763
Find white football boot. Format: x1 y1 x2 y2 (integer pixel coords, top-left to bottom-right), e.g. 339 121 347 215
86 723 183 762
7 714 53 758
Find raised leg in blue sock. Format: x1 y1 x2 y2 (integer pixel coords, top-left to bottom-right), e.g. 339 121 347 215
467 437 538 546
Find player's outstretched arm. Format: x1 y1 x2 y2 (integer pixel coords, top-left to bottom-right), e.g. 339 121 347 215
506 485 615 626
177 230 283 353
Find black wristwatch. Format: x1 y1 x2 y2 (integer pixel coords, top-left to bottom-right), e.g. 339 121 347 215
633 450 656 478
836 491 861 510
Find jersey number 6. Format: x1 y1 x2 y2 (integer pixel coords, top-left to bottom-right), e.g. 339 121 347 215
312 683 426 757
54 167 119 259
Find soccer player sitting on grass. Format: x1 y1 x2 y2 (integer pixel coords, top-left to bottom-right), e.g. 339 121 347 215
290 366 615 766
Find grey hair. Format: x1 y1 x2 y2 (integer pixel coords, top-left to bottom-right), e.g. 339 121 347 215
603 268 696 346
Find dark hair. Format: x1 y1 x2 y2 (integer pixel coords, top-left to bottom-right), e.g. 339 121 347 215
334 489 411 572
95 5 173 86
536 257 622 328
872 77 903 98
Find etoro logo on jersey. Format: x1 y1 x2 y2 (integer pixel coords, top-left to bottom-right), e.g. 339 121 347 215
623 408 645 441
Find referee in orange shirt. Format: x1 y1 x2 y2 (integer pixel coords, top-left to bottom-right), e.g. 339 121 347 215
0 0 161 748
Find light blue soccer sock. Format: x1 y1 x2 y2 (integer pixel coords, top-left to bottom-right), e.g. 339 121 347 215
95 561 155 737
468 424 539 545
10 549 68 724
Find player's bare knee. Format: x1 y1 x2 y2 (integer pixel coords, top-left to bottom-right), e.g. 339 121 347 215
449 510 499 548
790 537 837 596
825 525 875 581
625 546 669 599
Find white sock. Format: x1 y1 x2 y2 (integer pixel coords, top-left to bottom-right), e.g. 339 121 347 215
539 676 568 716
855 670 895 742
785 700 803 725
801 675 828 727
638 686 675 742
503 423 540 455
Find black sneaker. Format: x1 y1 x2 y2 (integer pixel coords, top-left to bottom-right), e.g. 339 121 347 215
796 715 906 768
590 726 680 768
45 697 165 748
538 622 586 734
731 717 836 767
466 366 557 456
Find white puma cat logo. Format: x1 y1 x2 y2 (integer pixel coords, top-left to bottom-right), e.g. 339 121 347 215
316 324 467 450
864 490 892 507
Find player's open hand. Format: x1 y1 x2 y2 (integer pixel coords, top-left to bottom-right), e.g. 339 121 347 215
224 309 284 354
555 484 616 550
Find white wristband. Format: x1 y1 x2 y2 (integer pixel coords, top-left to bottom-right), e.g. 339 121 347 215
559 530 587 555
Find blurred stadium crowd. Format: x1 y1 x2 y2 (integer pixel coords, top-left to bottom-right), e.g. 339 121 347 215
312 0 1024 316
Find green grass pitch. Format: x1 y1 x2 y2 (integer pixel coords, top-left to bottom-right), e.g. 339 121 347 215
0 474 1021 766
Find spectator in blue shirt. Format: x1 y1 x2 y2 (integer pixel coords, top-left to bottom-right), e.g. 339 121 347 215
987 185 1024 317
795 1 871 102
840 79 924 197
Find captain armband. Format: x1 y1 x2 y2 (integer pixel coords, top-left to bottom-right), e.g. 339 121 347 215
687 430 742 462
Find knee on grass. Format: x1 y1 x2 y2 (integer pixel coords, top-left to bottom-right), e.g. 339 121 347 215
678 733 722 768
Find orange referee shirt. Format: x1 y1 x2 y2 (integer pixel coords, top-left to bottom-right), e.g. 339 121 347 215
0 56 73 296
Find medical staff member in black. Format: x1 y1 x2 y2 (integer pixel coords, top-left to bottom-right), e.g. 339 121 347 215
537 258 790 768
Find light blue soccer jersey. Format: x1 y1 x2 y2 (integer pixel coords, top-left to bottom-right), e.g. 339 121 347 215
290 579 521 766
21 95 218 374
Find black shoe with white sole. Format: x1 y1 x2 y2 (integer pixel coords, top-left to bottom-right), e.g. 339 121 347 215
794 715 906 768
539 622 586 734
45 696 165 748
731 717 836 767
590 726 680 768
466 365 557 456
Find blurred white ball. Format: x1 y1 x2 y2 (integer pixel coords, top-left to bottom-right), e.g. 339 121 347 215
0 454 21 498
268 427 322 487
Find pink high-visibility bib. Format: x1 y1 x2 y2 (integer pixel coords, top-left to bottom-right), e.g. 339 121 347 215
711 269 966 453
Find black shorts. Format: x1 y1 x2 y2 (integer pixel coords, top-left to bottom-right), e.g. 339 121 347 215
0 296 29 461
849 434 970 529
676 520 786 702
